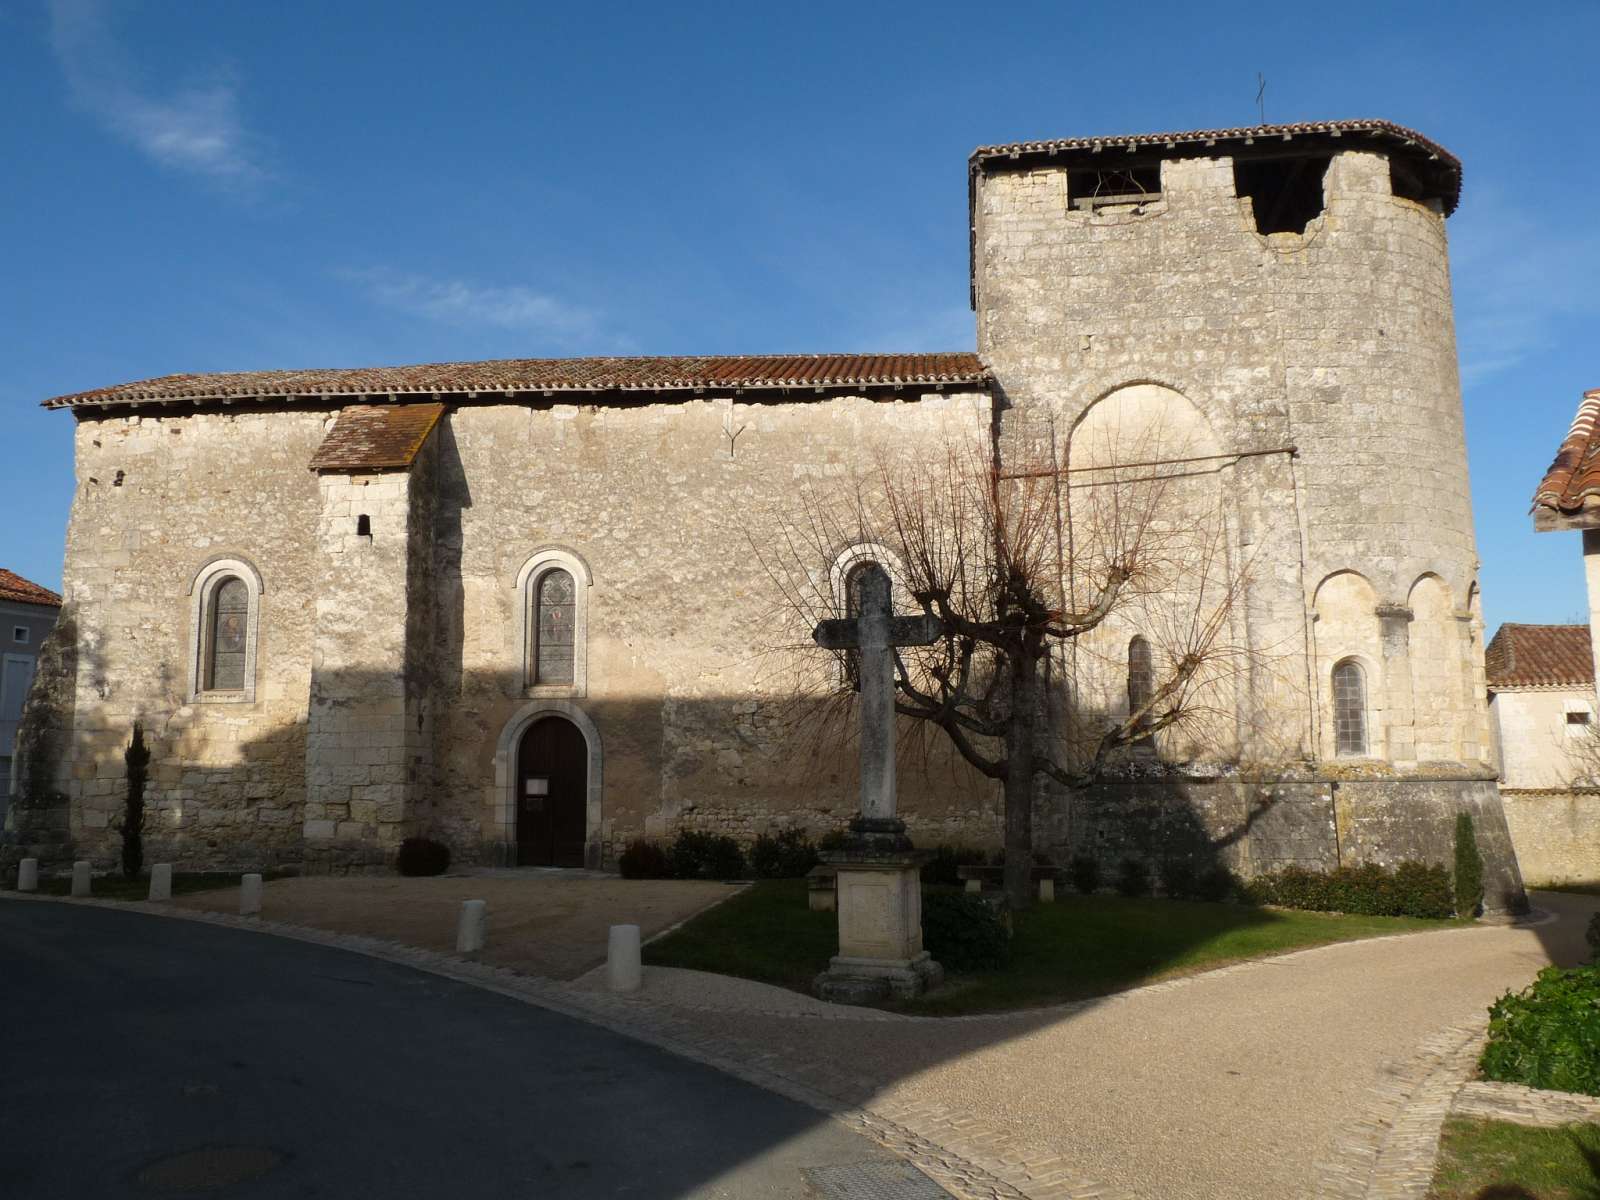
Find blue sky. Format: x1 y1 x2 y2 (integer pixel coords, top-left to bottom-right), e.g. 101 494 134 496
3 0 1596 635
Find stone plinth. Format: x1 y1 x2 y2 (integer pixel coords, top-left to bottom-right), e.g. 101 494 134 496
814 849 942 1004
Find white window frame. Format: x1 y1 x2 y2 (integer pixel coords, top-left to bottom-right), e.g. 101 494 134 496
187 556 264 704
515 546 592 698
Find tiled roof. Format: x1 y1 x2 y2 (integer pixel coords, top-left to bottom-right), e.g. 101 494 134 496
1485 624 1595 689
1533 390 1600 519
0 569 62 608
970 118 1462 215
41 353 990 412
309 403 446 473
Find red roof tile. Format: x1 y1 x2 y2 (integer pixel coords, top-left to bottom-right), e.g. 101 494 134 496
0 569 62 608
1533 389 1600 521
41 353 990 412
969 119 1462 214
1486 624 1595 689
309 402 446 473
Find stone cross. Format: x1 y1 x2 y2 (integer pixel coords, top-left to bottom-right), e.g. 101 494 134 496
812 565 940 830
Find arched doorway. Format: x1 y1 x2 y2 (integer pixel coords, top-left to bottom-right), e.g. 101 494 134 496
515 717 588 867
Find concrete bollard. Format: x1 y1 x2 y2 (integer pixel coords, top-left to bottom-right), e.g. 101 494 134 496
148 863 173 902
607 923 642 993
456 899 487 954
1038 877 1055 903
965 878 982 895
71 861 91 898
239 873 263 917
17 858 38 893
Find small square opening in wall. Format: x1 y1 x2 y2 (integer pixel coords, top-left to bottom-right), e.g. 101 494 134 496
12 626 27 645
1566 711 1592 725
356 514 371 538
1068 164 1161 212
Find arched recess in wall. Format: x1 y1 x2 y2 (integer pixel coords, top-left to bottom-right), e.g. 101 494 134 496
186 555 265 704
1312 570 1383 760
493 698 603 868
1064 382 1234 761
1407 573 1460 762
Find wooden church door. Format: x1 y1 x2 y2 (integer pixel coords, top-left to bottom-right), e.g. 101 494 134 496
515 717 588 867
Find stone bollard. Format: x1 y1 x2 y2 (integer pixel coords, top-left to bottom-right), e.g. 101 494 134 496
239 873 263 917
71 861 91 898
607 924 642 993
1038 877 1055 903
148 863 173 902
17 858 38 893
965 878 982 895
456 899 487 954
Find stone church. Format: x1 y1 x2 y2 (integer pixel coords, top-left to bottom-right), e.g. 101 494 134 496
7 118 1527 911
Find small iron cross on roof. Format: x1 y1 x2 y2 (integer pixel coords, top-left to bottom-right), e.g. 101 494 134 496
811 564 942 828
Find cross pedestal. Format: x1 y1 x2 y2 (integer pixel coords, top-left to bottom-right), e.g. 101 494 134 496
811 564 944 1003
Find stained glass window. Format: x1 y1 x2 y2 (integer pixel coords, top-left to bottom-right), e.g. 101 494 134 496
1127 636 1153 733
1333 660 1368 756
206 577 249 691
535 569 576 685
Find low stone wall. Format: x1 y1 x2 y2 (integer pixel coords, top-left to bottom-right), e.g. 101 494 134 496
1453 1080 1600 1128
1499 788 1600 887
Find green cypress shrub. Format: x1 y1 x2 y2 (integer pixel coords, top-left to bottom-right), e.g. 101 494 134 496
1453 812 1484 918
120 723 150 881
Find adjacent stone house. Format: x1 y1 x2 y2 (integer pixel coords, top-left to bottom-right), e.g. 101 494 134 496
1 569 62 823
7 119 1527 910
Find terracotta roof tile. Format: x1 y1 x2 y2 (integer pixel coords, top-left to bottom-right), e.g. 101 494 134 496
1485 623 1595 689
969 118 1462 214
41 353 990 412
1533 389 1600 518
309 402 446 473
0 569 62 608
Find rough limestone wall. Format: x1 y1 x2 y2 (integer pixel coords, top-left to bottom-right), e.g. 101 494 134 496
425 393 1001 864
1499 790 1600 885
1 604 79 867
50 410 323 871
303 469 417 870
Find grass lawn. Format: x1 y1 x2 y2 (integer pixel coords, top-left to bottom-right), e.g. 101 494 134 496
1428 1117 1600 1199
642 879 1468 1015
12 871 280 901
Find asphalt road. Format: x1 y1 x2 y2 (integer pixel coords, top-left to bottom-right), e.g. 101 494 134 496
0 901 938 1199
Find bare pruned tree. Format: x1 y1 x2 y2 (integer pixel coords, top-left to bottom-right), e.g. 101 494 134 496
754 414 1259 910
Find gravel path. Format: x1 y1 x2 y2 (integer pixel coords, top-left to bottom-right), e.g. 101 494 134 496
634 892 1598 1200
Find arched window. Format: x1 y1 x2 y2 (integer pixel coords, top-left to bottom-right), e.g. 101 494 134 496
534 569 576 686
1127 636 1153 735
206 577 250 691
187 556 263 703
1333 660 1368 756
516 548 591 695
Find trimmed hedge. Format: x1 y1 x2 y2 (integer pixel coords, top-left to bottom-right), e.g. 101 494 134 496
1588 911 1600 964
618 839 673 879
1114 858 1151 898
749 829 819 879
1240 861 1453 919
1067 854 1101 895
396 837 451 877
922 890 1011 971
1480 964 1600 1097
668 831 747 881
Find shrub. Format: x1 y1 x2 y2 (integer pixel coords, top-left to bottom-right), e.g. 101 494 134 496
618 839 672 879
120 723 150 880
1479 964 1600 1097
1067 854 1101 895
1159 859 1197 900
749 829 819 879
1194 864 1237 903
1114 858 1151 898
668 831 747 880
396 836 451 877
920 844 987 888
817 828 852 853
1453 812 1484 919
1243 861 1453 919
922 891 1011 971
1586 911 1600 964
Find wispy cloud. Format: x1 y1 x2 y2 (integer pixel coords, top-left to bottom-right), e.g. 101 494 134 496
49 0 267 188
1450 187 1600 386
340 268 611 347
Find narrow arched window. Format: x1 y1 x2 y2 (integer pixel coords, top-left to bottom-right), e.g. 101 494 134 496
205 576 250 692
1127 636 1153 732
1333 660 1368 756
534 569 577 686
